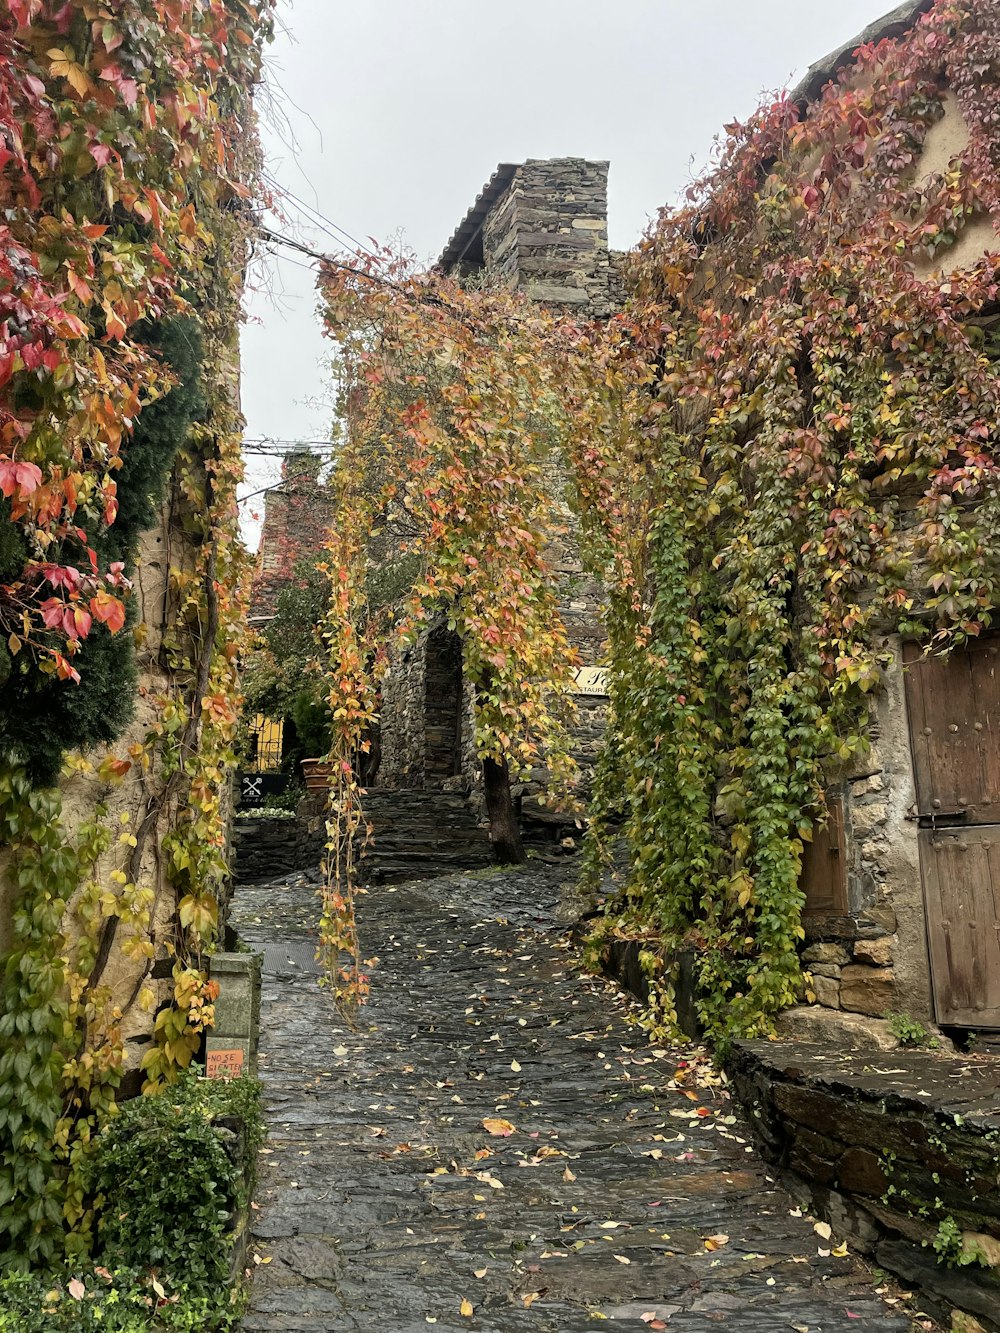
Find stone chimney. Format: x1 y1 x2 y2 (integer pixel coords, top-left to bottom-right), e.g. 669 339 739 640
441 158 612 317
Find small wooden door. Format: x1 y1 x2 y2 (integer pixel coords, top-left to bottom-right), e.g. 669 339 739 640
904 636 1000 1027
801 793 848 918
918 827 1000 1026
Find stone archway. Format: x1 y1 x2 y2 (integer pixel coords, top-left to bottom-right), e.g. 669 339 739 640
424 624 464 785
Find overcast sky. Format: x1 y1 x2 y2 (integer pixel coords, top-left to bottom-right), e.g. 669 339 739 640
238 0 902 544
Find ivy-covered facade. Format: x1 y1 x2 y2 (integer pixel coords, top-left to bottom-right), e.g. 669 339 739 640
0 0 271 1271
580 0 1000 1041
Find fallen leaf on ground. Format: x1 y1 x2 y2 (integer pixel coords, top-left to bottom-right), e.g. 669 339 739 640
814 1221 833 1241
482 1117 515 1136
704 1233 729 1251
460 1299 474 1317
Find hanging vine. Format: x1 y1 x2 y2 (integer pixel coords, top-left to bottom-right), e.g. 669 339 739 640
0 0 272 1267
316 251 585 999
311 0 1000 1044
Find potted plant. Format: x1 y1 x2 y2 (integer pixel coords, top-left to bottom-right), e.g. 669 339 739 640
293 691 334 791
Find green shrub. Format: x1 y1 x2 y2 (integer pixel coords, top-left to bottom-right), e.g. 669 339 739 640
86 1070 261 1299
1 1070 269 1329
887 1011 939 1049
0 1266 226 1331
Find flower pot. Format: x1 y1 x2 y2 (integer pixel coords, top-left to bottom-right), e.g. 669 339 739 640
301 757 334 793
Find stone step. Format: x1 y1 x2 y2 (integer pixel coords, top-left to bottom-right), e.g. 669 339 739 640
353 787 492 883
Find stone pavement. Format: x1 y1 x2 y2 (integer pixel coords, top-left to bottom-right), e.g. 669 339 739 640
233 864 924 1332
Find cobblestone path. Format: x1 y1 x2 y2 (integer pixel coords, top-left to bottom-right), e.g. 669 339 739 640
234 865 917 1332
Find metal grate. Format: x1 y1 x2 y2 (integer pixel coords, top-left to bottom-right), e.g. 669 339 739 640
246 714 284 774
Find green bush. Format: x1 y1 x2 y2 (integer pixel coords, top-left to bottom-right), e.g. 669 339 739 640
0 1070 267 1329
86 1071 262 1299
0 1267 226 1331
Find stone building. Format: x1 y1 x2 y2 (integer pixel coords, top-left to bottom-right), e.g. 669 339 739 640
375 159 613 836
250 450 333 623
685 0 1000 1040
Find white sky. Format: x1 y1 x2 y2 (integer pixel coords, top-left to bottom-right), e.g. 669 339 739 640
238 0 904 546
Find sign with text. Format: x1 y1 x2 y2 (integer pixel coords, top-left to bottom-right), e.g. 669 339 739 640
573 667 609 697
206 1047 245 1080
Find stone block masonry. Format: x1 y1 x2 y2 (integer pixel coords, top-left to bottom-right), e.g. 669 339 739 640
233 816 324 885
480 158 613 317
799 636 934 1026
729 1040 1000 1332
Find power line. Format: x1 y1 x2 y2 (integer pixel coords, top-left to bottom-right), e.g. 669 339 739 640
262 172 371 257
237 471 317 505
256 225 419 298
241 438 333 459
242 437 332 446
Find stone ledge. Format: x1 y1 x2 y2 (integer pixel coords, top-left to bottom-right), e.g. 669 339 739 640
728 1039 1000 1331
234 816 324 885
776 1005 901 1050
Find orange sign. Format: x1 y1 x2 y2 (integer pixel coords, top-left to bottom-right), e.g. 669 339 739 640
206 1047 245 1080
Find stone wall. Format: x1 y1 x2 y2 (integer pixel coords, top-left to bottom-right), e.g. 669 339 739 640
480 158 613 316
233 816 324 885
800 635 933 1022
377 624 479 794
378 636 429 789
729 1040 1000 1333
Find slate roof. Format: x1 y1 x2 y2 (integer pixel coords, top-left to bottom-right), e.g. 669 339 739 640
789 0 936 106
437 162 519 272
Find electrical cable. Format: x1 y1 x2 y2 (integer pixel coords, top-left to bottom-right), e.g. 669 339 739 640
262 172 371 257
237 471 315 505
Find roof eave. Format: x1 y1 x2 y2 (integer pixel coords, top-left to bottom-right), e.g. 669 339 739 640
789 0 936 108
437 162 520 272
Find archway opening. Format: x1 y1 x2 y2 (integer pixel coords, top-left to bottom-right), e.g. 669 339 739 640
424 625 464 784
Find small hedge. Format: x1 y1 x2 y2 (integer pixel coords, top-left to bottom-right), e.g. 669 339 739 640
0 1070 263 1332
0 1268 222 1332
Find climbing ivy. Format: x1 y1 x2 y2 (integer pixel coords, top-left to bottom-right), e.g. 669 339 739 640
313 0 1000 1044
575 0 1000 1040
0 0 272 1268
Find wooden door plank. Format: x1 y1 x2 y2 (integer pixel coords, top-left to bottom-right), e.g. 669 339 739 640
920 826 1000 1028
904 637 1000 822
968 639 1000 821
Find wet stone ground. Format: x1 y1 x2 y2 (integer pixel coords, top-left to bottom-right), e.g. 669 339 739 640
233 864 923 1332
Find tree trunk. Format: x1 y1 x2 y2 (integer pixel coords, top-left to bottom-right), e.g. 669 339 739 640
482 755 527 865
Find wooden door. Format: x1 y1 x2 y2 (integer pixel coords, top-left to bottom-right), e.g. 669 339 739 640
903 637 1000 822
801 793 848 918
919 827 1000 1027
905 635 1000 1027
